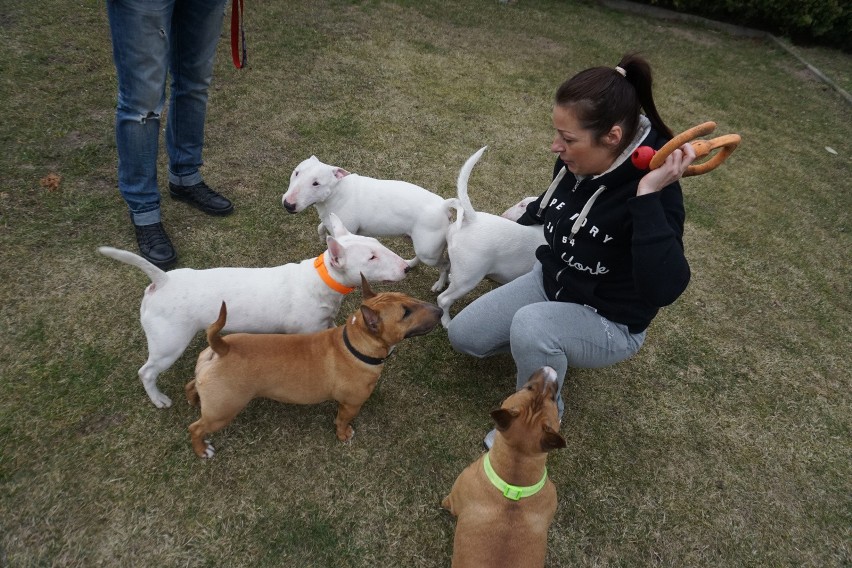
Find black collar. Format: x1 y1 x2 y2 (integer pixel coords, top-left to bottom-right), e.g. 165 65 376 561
342 326 386 366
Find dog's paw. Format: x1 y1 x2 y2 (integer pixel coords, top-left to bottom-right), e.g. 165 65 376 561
337 426 355 443
151 392 173 409
201 442 215 459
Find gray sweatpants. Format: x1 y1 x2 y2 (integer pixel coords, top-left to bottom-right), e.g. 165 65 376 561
447 262 646 417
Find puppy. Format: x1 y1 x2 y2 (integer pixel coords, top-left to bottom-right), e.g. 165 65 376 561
99 213 409 408
281 155 454 291
442 367 566 568
185 276 443 457
438 147 546 326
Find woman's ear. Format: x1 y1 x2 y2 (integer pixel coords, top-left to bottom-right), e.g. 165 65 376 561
604 124 623 149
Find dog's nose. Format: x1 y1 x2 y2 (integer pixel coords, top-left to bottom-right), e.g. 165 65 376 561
282 200 296 213
403 265 411 274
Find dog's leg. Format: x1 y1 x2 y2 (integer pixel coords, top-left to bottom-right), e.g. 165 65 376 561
185 379 200 407
139 363 173 408
430 255 450 293
436 277 480 328
188 419 217 458
333 402 363 442
138 327 198 408
188 411 240 458
406 256 421 269
316 222 327 242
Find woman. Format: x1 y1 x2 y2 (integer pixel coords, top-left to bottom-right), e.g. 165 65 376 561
447 54 697 448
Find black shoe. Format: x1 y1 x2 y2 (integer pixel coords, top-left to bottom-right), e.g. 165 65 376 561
134 222 177 269
169 181 234 215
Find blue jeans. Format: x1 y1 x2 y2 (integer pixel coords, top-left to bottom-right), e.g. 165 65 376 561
108 0 226 225
447 263 646 417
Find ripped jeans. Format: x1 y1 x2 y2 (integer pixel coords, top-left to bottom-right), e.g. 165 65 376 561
107 0 226 225
447 262 646 417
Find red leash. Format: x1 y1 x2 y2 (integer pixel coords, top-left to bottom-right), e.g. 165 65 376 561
230 0 247 69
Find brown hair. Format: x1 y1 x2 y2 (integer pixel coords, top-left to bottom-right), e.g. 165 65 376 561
554 53 673 155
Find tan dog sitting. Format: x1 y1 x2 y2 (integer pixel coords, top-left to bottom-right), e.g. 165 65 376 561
442 367 567 568
185 275 442 458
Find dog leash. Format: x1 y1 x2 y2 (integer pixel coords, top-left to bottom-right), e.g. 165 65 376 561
313 254 355 294
230 0 247 69
483 452 547 501
342 326 385 365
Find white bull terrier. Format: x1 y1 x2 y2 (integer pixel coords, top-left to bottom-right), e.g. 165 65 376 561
99 213 409 408
282 155 453 291
438 147 546 327
501 195 537 221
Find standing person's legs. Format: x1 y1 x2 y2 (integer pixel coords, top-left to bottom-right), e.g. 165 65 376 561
509 303 646 417
166 0 225 185
165 0 233 215
108 0 174 226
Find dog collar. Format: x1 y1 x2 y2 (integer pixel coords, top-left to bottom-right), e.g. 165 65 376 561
314 254 355 295
342 326 385 365
483 452 547 501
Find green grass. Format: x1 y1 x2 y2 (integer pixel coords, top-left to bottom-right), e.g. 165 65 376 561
1 0 850 566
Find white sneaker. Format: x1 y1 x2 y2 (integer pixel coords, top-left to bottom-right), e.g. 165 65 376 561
483 429 496 450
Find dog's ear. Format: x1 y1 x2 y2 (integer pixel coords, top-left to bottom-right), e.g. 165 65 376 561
327 237 345 268
326 212 351 238
309 155 318 162
333 167 351 180
540 424 567 452
491 407 520 432
360 273 376 299
360 304 381 333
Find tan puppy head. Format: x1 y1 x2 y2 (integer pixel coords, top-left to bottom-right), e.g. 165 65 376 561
349 274 443 346
491 366 567 455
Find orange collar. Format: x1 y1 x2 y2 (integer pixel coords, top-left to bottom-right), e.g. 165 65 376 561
314 254 355 295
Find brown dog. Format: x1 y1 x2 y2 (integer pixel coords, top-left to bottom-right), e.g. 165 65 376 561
441 367 567 568
185 275 442 458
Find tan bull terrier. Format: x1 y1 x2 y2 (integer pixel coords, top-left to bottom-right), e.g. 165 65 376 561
184 275 442 458
442 367 567 567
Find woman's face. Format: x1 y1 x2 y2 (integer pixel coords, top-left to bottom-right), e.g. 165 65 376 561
550 105 620 176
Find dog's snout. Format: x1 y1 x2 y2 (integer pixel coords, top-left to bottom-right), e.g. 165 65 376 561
282 200 297 213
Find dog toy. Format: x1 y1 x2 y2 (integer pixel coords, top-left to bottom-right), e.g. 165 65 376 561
631 121 741 177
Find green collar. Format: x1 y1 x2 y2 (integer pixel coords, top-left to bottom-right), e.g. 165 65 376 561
483 452 548 501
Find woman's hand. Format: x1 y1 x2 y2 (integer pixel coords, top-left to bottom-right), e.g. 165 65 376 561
636 142 697 196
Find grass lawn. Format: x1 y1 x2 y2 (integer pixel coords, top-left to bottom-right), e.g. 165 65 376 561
1 0 850 566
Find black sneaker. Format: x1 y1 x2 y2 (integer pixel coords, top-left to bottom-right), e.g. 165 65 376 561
134 222 177 269
169 181 234 215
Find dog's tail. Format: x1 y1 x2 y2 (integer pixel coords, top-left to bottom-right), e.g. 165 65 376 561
206 302 230 357
452 146 487 229
97 246 169 288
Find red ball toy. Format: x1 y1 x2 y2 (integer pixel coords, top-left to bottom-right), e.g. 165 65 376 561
631 145 656 170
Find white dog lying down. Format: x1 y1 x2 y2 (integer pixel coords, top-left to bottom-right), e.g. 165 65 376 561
99 214 409 408
282 155 453 291
438 147 546 327
501 196 537 221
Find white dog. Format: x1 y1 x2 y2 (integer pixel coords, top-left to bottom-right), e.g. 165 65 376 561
99 214 409 408
438 147 546 327
501 196 537 221
281 155 453 291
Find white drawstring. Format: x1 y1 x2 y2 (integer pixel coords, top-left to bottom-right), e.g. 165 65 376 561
536 166 567 217
568 185 606 246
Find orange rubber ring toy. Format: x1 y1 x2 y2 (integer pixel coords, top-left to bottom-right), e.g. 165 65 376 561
649 121 741 177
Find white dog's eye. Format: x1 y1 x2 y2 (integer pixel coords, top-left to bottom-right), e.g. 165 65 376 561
312 181 319 186
369 255 377 260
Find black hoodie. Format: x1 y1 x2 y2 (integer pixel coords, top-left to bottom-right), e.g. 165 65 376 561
516 126 690 333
